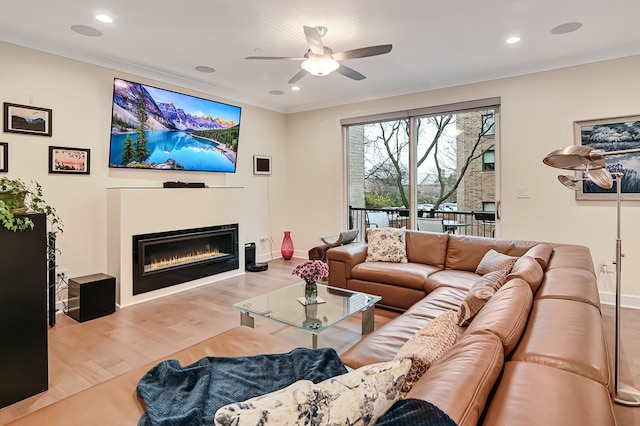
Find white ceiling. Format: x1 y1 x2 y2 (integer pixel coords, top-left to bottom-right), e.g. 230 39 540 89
1 0 639 114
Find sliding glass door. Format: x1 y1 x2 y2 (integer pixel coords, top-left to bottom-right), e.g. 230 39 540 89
344 99 499 239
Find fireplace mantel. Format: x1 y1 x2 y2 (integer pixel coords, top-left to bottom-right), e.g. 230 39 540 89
107 187 245 307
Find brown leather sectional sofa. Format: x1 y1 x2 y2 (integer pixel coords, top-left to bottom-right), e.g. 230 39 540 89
327 230 616 425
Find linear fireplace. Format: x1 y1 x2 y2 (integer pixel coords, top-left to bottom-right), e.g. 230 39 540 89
132 224 239 295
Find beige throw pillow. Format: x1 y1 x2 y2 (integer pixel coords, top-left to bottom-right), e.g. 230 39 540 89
393 311 457 398
457 270 508 326
475 249 518 275
365 227 408 263
214 359 411 426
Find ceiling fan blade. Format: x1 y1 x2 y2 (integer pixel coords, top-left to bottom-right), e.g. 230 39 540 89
288 69 308 84
332 44 393 61
336 64 366 81
245 56 306 60
303 26 325 56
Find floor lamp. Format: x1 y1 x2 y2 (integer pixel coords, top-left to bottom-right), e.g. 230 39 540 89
543 145 640 406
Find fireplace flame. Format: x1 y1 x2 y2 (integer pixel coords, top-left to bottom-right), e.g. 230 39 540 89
144 249 226 272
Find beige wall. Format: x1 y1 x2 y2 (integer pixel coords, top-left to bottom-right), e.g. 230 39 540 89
0 41 289 296
2 40 640 307
286 55 640 307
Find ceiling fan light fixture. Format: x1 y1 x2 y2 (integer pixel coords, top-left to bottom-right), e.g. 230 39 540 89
301 57 339 76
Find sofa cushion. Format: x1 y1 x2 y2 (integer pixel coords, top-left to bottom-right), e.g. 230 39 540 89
483 361 616 426
394 311 457 397
475 249 518 275
457 270 508 326
424 269 480 293
365 227 408 263
407 333 504 426
505 255 544 293
340 287 467 369
545 244 596 275
351 261 440 291
214 359 411 426
535 267 601 308
405 230 449 269
522 243 553 270
465 278 533 357
511 298 612 389
445 234 535 272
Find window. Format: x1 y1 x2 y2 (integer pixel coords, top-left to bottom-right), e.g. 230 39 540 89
482 202 495 211
343 99 499 238
482 149 495 172
482 113 495 137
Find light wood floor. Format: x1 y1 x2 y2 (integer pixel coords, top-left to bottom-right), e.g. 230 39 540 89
0 259 638 425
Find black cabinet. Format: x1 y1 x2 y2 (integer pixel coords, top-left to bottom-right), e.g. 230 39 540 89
0 213 48 408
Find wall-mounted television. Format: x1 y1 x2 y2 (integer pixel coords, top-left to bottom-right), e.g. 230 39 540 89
108 78 241 173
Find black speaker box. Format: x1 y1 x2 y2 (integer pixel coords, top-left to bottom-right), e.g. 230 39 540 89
67 273 116 322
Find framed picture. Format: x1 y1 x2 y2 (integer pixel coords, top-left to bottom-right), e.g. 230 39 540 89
48 146 90 174
0 142 7 172
575 115 640 201
253 155 272 175
3 103 53 137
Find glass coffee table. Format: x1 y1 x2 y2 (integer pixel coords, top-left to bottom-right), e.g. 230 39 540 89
233 281 381 349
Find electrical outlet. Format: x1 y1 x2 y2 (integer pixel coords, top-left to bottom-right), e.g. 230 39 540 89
56 268 69 284
259 236 271 243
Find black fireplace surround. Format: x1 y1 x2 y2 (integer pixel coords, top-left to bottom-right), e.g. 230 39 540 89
133 224 239 295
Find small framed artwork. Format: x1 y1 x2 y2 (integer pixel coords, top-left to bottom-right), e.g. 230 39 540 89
574 115 640 201
48 146 90 174
0 142 7 172
253 155 272 175
3 103 53 137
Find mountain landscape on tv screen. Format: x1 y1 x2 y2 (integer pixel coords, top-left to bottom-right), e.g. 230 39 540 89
112 79 237 132
109 79 241 172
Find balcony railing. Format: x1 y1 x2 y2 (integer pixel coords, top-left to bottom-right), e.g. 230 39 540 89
348 206 495 241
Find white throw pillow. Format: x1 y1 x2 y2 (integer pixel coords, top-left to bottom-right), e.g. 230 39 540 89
214 359 411 426
365 227 408 263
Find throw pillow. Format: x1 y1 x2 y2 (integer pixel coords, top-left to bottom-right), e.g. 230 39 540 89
365 227 408 263
393 311 457 398
214 359 411 426
457 270 508 326
506 255 544 290
475 249 518 275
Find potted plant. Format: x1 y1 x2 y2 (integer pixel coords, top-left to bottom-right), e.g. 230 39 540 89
0 177 63 264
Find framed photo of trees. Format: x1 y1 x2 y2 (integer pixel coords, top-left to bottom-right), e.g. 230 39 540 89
574 115 640 200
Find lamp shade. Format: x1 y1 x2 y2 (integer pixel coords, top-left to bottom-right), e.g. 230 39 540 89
558 175 581 190
301 57 339 76
543 146 606 170
586 168 614 189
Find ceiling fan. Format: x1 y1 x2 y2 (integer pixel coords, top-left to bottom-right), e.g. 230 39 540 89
245 25 392 84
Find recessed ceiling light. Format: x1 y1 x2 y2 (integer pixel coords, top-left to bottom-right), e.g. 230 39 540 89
291 86 301 91
269 90 285 96
70 25 103 37
195 65 216 73
551 22 583 35
506 36 521 44
95 14 113 23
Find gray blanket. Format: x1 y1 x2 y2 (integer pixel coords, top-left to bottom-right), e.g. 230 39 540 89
136 347 347 426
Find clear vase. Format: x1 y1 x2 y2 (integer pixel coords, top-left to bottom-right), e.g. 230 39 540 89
304 279 318 305
281 231 294 260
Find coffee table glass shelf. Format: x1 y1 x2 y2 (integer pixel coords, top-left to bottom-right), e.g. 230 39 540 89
233 281 381 349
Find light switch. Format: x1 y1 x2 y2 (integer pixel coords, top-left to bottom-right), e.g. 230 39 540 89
517 186 530 199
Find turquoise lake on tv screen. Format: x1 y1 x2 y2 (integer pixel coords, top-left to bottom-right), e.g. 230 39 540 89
109 131 236 172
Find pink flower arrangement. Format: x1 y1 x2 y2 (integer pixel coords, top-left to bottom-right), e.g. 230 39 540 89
292 260 329 282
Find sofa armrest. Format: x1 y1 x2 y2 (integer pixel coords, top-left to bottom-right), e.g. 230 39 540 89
326 242 368 288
